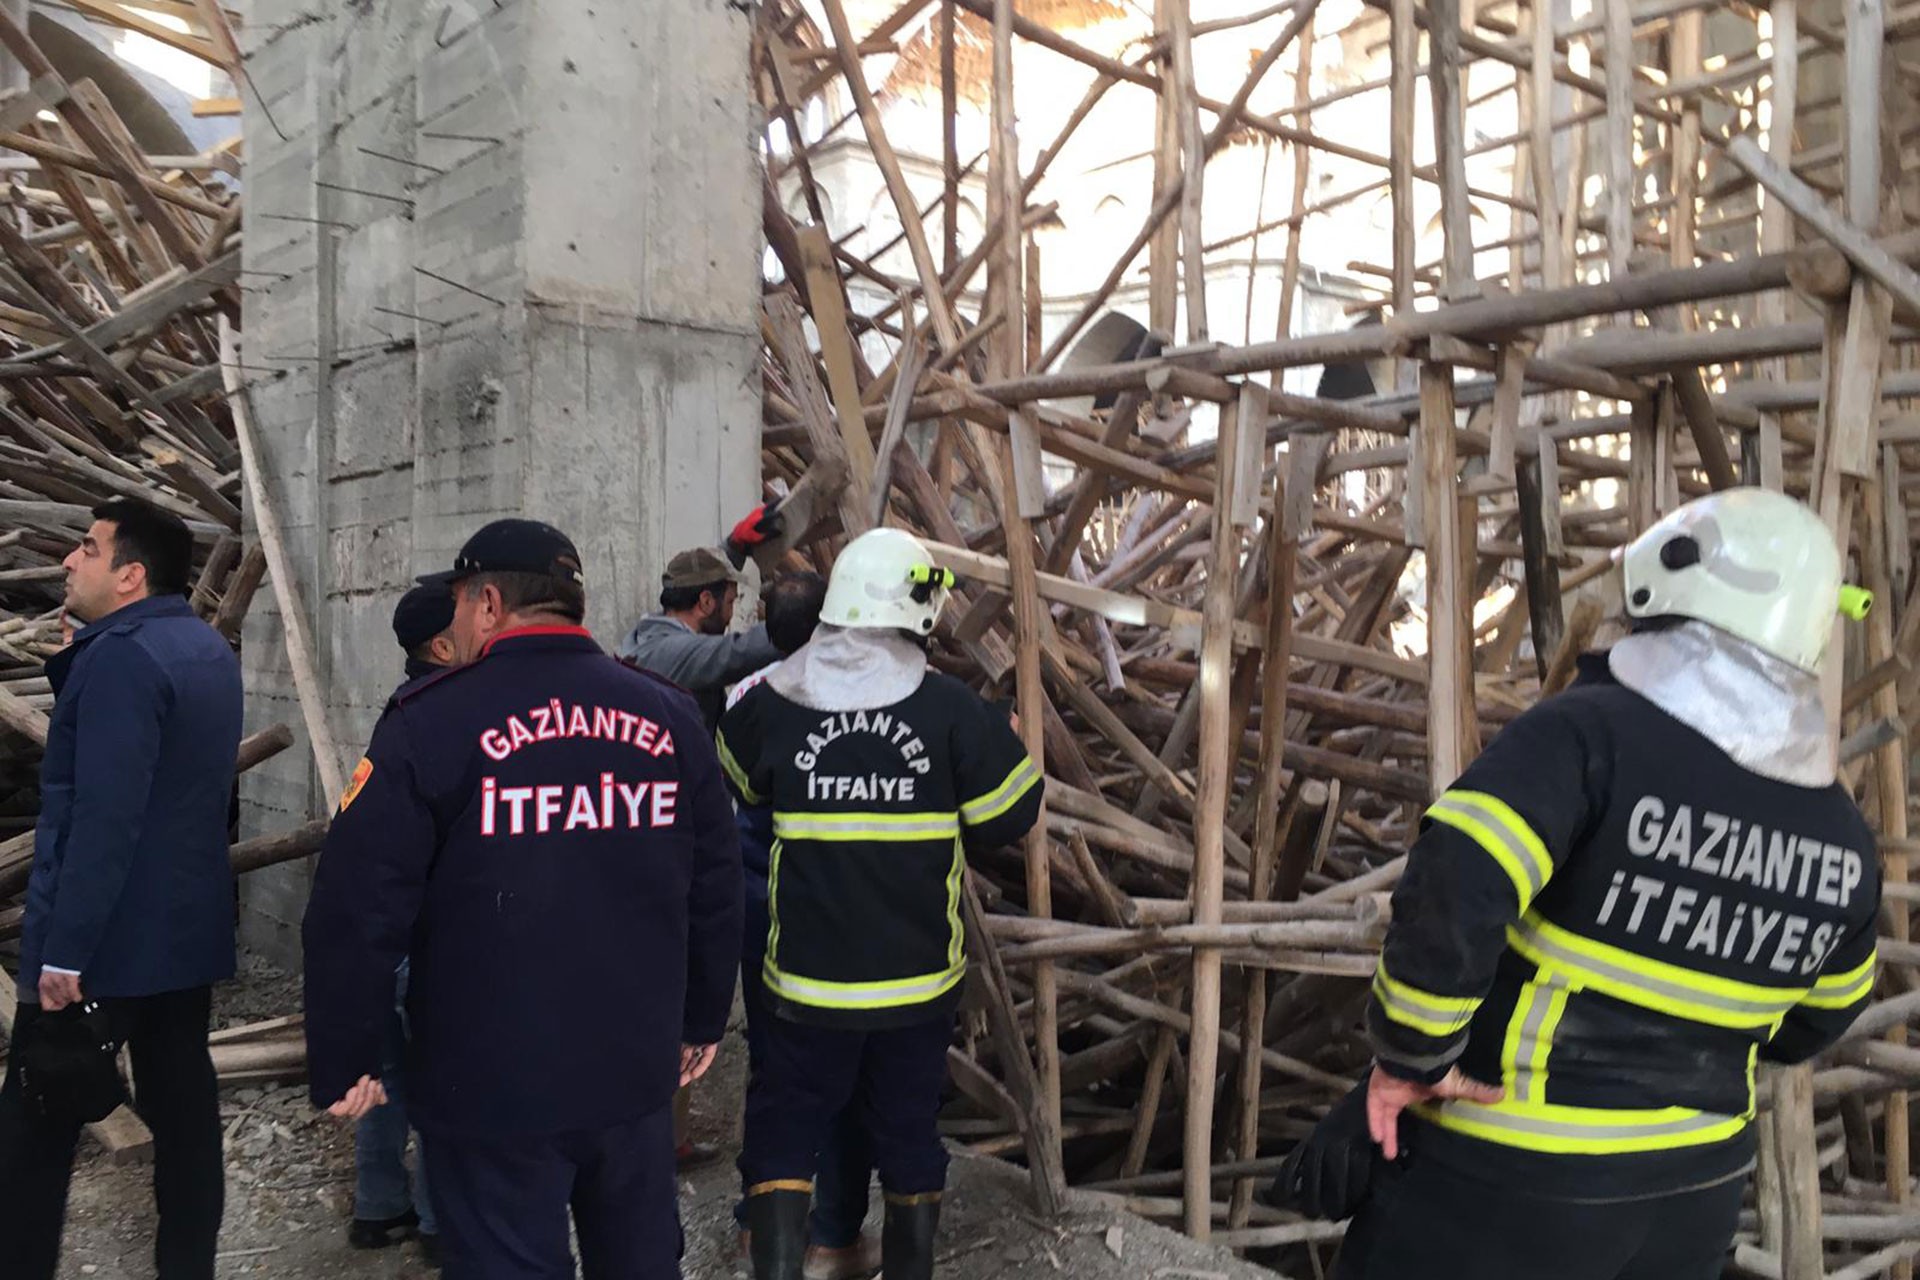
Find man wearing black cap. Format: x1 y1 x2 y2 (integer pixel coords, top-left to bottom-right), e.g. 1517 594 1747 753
345 583 457 1263
302 519 744 1280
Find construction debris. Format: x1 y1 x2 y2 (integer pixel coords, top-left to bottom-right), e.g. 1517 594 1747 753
748 0 1920 1275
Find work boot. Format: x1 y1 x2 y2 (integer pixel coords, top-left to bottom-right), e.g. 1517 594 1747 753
747 1186 812 1280
880 1192 942 1280
805 1234 881 1280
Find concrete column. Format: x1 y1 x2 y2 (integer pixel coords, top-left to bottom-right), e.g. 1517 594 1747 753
238 0 760 964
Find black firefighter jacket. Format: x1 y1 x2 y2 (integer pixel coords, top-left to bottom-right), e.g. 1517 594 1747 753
1369 656 1880 1199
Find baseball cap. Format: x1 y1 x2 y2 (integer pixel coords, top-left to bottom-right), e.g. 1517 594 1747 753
662 546 742 591
391 583 456 652
417 519 585 589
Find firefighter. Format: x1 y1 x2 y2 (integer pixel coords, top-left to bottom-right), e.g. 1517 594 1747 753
716 527 1044 1280
303 519 743 1280
1271 487 1882 1279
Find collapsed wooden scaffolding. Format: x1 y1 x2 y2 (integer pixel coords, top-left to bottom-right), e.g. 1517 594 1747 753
751 0 1920 1275
0 6 318 1157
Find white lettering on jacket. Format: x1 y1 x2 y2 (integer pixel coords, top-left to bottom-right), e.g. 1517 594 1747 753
478 702 675 762
480 775 677 836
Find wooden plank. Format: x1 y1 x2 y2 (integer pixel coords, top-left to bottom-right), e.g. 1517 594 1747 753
818 0 962 350
1777 1067 1826 1280
1229 510 1295 1226
1426 0 1478 299
1168 0 1208 340
924 540 1428 683
795 225 879 499
1389 0 1416 317
59 0 219 64
1604 0 1636 276
1183 383 1242 1238
74 247 239 353
987 0 1061 1207
1668 364 1738 490
1724 135 1920 321
217 319 345 803
1419 363 1468 793
1516 439 1564 680
1229 382 1266 528
190 96 239 117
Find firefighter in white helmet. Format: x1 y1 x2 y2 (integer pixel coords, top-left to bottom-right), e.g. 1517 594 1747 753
718 527 1044 1280
1270 488 1881 1279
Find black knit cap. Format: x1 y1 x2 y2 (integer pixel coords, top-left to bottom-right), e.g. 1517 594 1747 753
391 582 456 652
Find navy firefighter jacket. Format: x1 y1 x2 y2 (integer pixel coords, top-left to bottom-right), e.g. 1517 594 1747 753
302 626 743 1138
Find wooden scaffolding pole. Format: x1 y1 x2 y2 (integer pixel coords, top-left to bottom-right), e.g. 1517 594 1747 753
1182 387 1243 1239
988 0 1064 1202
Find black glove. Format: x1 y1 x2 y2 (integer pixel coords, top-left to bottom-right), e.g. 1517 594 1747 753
1265 1078 1383 1221
17 999 128 1124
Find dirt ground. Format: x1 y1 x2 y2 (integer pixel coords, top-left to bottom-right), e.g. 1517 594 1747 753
38 955 1285 1280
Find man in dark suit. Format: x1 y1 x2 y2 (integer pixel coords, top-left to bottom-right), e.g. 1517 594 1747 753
0 498 244 1279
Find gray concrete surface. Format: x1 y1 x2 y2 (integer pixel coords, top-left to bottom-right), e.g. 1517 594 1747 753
236 0 762 966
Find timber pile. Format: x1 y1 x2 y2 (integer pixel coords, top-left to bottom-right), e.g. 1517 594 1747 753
751 0 1920 1275
0 8 323 1131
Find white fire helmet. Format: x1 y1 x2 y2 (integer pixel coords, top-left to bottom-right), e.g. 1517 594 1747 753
1616 487 1872 673
821 527 956 636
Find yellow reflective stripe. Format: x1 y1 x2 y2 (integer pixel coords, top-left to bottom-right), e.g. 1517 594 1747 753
1426 790 1553 910
766 837 784 963
961 757 1041 825
1509 915 1803 1030
1804 948 1877 1009
1421 1098 1748 1155
945 837 965 972
714 731 762 805
773 810 961 842
1371 962 1481 1038
1503 971 1570 1106
763 958 966 1010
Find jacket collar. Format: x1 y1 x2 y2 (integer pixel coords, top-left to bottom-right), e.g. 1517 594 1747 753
70 593 193 644
49 595 194 693
479 624 600 658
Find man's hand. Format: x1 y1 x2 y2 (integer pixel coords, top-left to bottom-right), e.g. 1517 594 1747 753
38 969 82 1011
680 1043 719 1087
325 1075 389 1120
1365 1063 1503 1160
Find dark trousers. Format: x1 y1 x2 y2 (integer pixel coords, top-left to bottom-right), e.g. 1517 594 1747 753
0 986 224 1280
422 1103 679 1280
734 893 874 1247
740 1009 952 1200
1334 1151 1745 1280
354 960 435 1233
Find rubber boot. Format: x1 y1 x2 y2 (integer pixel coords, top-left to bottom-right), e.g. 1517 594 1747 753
747 1187 812 1280
880 1192 941 1280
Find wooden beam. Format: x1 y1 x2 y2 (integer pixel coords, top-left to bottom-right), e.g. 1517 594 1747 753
217 319 345 803
1183 388 1242 1239
1724 135 1920 321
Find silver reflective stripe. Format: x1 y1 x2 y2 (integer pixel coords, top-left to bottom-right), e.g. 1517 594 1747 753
1432 794 1548 901
1509 974 1566 1105
1369 1032 1467 1074
1513 920 1797 1021
1439 1101 1739 1144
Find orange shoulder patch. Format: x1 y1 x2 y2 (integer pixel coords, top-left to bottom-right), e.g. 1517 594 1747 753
339 756 374 812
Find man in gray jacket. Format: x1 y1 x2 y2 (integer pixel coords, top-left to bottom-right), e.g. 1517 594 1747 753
617 546 781 728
